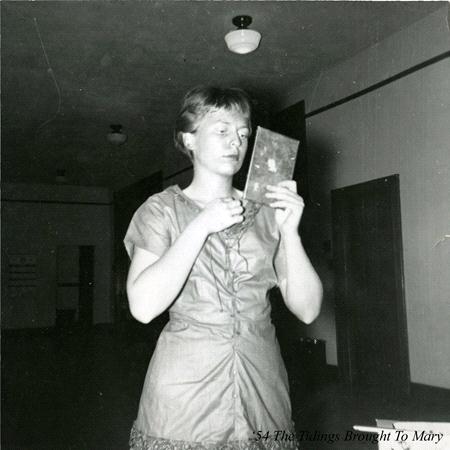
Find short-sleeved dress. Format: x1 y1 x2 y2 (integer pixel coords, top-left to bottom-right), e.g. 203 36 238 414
124 185 298 450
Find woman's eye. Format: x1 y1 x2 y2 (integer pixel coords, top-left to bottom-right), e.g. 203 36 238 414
240 134 249 140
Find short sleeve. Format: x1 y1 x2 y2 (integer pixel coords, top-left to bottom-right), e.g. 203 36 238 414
123 197 171 259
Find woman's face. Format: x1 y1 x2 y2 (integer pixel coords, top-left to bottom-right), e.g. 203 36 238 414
186 107 250 178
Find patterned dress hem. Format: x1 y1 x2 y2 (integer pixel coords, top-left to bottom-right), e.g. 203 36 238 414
129 424 299 450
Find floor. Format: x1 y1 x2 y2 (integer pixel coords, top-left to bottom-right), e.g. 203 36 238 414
2 324 449 450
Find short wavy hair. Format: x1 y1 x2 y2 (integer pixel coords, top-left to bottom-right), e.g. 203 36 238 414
174 86 252 160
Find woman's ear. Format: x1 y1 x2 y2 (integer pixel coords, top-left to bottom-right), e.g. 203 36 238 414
182 132 195 151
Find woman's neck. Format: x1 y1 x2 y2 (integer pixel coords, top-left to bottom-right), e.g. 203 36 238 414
183 173 240 205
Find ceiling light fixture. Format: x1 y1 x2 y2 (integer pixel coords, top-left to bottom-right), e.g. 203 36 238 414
55 169 67 184
225 15 261 55
107 124 127 145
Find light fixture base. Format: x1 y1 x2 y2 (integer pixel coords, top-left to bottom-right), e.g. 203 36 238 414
232 15 252 29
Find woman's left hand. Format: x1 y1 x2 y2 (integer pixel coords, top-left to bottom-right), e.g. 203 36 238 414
266 181 304 236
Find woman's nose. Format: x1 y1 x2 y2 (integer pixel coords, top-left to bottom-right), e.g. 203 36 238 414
230 132 241 148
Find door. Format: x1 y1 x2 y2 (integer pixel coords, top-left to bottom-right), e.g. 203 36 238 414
78 246 94 327
331 174 410 395
55 245 94 328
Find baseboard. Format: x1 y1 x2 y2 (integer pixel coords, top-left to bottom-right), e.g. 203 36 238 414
322 367 450 398
410 382 450 399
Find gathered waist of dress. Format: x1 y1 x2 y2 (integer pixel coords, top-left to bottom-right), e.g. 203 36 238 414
169 311 272 330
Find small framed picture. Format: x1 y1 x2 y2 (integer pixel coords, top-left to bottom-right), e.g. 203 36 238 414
244 126 299 205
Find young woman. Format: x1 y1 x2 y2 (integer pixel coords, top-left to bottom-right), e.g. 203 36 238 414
124 86 322 449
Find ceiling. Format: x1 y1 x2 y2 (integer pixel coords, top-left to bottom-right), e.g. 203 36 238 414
1 1 443 190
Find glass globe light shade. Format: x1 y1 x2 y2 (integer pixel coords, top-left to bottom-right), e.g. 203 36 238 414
107 132 127 145
224 29 261 54
107 124 127 145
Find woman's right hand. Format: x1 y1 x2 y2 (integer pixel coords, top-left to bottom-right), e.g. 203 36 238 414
197 198 244 234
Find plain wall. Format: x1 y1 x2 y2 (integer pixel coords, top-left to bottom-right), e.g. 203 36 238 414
281 6 450 389
1 183 113 328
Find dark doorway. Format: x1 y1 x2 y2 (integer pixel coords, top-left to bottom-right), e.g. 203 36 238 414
331 174 410 396
78 246 94 327
55 245 94 328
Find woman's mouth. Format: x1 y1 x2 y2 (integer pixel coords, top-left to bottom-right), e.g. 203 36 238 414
222 154 239 161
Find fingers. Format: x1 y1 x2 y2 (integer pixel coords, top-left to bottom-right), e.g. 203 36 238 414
265 184 304 218
226 200 244 225
266 182 297 192
221 198 242 209
266 186 304 204
228 204 244 217
267 200 299 210
273 180 297 192
230 213 245 224
265 182 304 231
218 198 243 216
203 197 244 233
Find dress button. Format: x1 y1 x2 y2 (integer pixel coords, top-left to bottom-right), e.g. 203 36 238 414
233 394 237 398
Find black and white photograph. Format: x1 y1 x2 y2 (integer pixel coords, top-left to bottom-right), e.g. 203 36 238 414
1 1 450 449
